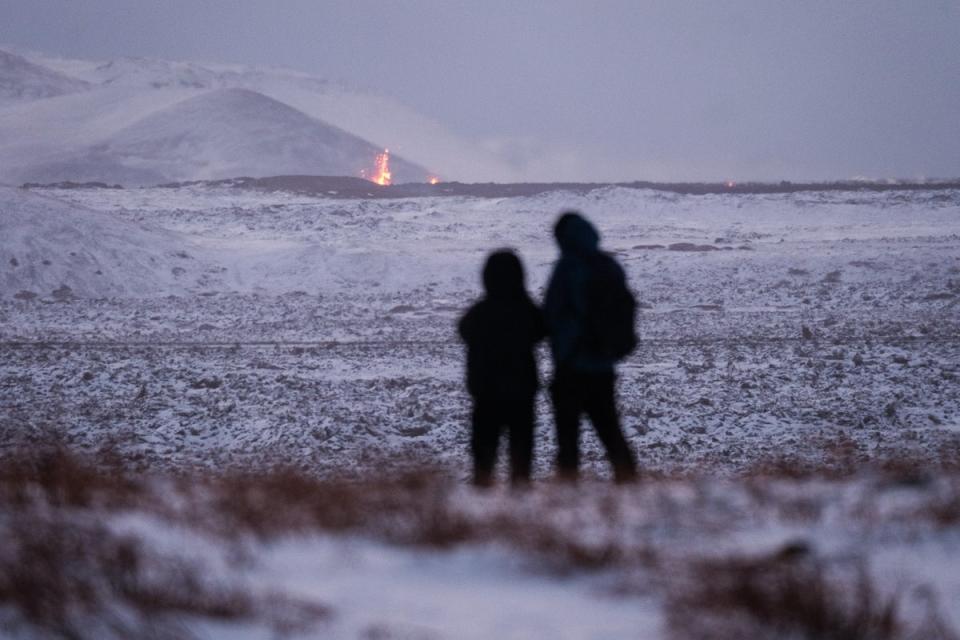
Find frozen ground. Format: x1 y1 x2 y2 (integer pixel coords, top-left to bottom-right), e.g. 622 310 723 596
1 184 958 478
1 183 959 638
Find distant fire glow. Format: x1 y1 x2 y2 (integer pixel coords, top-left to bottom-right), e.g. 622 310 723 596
369 149 391 186
428 176 440 185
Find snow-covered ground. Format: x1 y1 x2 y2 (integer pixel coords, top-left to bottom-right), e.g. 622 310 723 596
1 183 959 638
2 184 958 477
3 464 959 639
178 474 960 638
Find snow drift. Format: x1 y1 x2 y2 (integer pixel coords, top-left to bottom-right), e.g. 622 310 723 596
0 186 213 298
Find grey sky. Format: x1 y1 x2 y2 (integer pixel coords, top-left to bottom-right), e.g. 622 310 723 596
2 0 958 181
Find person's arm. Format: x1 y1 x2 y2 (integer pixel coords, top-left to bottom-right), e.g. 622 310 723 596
544 260 584 366
458 305 477 343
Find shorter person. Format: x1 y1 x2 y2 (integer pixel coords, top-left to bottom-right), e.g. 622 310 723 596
458 249 545 487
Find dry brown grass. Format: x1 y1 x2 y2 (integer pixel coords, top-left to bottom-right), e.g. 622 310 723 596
0 449 644 636
2 443 958 638
0 446 329 639
907 477 960 528
206 469 644 570
205 465 476 546
667 544 902 640
744 444 960 484
0 444 142 509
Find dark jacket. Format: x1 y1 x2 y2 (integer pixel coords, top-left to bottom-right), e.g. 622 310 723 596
544 213 626 373
458 251 545 400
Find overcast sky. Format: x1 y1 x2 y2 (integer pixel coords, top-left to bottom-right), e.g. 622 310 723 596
2 0 958 181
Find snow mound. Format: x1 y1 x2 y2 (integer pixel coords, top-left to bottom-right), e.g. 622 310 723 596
0 186 213 298
13 88 428 186
0 49 90 105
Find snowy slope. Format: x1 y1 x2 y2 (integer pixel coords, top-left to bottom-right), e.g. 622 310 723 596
0 86 202 165
0 49 90 105
4 88 428 185
16 50 515 181
0 186 216 298
256 82 514 181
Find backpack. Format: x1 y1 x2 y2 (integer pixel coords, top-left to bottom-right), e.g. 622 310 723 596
583 252 638 361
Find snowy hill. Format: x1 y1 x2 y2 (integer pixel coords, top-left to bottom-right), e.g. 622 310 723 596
0 86 203 181
0 186 214 298
10 88 428 185
3 49 514 182
0 49 90 105
74 56 513 180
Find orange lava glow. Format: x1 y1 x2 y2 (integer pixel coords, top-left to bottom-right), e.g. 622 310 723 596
428 176 440 185
371 149 392 186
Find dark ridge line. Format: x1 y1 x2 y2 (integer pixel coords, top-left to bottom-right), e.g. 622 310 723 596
21 176 960 199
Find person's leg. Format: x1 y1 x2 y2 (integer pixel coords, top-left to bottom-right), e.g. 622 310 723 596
506 397 535 487
583 372 637 483
550 369 583 481
471 400 500 487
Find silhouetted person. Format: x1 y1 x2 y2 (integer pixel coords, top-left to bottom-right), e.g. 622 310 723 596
544 212 638 483
459 250 545 487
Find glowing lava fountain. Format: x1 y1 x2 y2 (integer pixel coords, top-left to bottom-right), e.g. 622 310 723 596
371 149 392 186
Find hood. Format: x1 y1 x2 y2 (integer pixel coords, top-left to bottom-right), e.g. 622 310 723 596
483 249 526 299
555 212 600 256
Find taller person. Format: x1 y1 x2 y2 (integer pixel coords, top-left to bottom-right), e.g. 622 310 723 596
544 211 638 483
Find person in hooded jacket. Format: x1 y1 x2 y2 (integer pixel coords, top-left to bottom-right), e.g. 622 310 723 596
458 249 545 487
544 211 638 483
